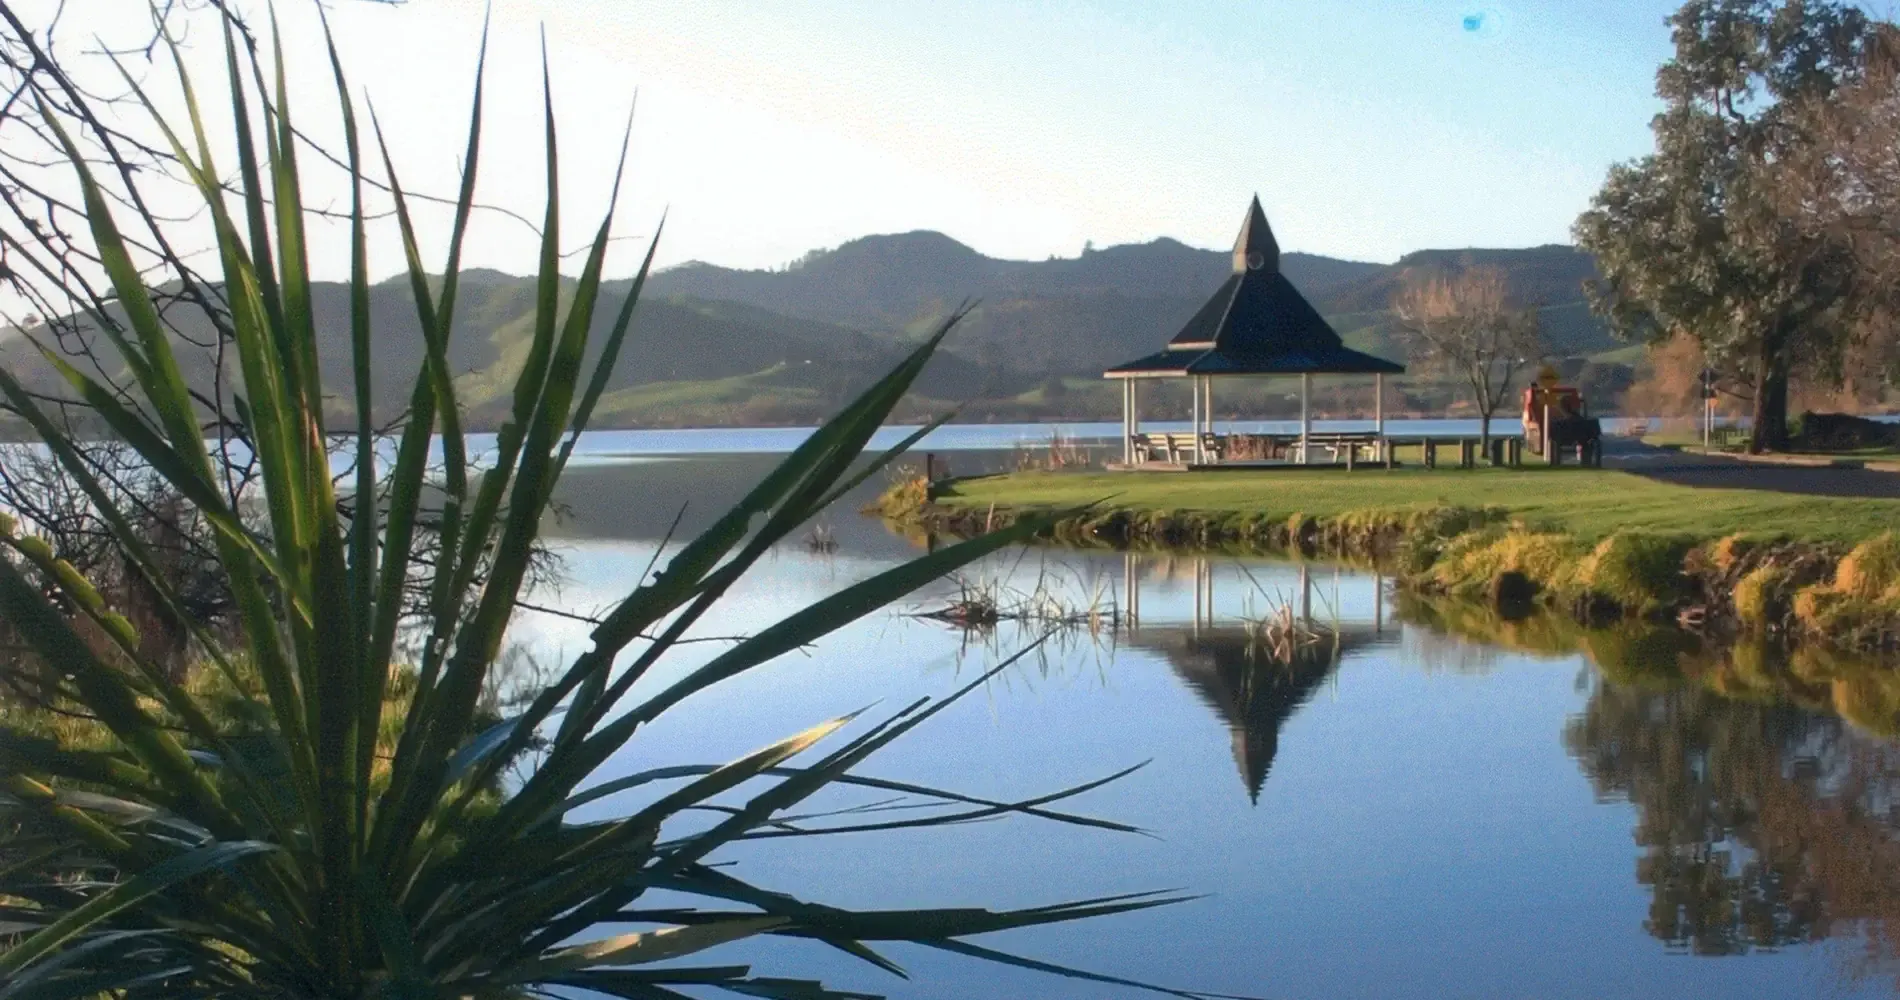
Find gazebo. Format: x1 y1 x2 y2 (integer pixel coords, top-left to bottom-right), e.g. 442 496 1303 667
1104 196 1405 466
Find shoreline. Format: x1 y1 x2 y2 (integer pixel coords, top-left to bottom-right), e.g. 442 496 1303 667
875 473 1900 655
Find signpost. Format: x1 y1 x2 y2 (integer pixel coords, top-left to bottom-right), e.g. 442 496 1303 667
1699 367 1717 449
1535 365 1561 460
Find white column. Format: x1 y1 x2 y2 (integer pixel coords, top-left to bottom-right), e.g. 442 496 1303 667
1375 372 1386 464
1203 376 1215 462
1191 377 1203 464
1374 373 1385 437
1128 380 1137 464
1120 380 1129 464
1130 380 1141 462
1300 373 1312 465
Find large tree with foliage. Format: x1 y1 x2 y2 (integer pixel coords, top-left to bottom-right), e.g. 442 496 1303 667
1574 0 1872 452
1775 24 1900 402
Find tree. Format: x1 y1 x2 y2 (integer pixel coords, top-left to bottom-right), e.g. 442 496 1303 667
1774 24 1900 403
1623 331 1752 420
1574 0 1872 453
1390 265 1540 450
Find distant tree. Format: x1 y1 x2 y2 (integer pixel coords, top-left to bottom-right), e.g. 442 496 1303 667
1624 331 1745 419
1576 361 1639 409
1038 374 1069 404
1391 266 1541 450
1574 0 1873 452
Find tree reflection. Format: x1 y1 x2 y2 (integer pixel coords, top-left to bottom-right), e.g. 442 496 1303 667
1401 592 1900 971
1566 664 1900 966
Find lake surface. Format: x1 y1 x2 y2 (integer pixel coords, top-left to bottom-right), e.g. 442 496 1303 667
515 448 1900 1000
529 417 1650 462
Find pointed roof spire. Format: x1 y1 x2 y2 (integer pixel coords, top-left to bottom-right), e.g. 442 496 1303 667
1104 195 1404 377
1231 194 1280 275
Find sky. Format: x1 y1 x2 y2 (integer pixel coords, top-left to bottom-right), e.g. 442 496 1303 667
54 0 1697 277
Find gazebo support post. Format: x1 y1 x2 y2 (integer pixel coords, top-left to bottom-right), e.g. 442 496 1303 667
1193 378 1208 467
1300 373 1312 465
1203 376 1215 463
1120 380 1131 465
1130 380 1141 463
1374 373 1386 465
1190 378 1198 464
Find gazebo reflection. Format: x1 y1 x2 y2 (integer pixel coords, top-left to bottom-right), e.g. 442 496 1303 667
1119 553 1395 803
1130 626 1341 803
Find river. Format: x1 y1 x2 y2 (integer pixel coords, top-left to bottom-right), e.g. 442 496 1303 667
505 438 1900 1000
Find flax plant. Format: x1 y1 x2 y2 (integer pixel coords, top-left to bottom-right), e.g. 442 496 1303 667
0 15 1197 999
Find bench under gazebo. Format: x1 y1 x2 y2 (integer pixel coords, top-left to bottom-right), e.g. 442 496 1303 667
1104 196 1406 468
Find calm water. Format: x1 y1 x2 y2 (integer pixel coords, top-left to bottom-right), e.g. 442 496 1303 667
530 417 1644 461
514 449 1900 1000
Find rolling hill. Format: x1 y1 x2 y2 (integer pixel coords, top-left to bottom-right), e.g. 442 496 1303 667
0 232 1632 431
646 232 1619 380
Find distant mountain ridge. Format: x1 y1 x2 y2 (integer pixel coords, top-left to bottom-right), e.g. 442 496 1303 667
644 231 1613 382
648 233 1393 332
2 230 1623 431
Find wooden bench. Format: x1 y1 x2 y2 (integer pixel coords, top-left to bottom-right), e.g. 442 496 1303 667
1389 436 1527 469
1133 432 1225 464
1300 431 1382 464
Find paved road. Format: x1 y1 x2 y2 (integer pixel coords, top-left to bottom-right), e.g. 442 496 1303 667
1601 438 1900 499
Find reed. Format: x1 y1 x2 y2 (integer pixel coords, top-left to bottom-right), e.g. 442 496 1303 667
0 14 1209 999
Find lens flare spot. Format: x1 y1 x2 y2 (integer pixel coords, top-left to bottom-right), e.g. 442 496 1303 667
1462 8 1505 40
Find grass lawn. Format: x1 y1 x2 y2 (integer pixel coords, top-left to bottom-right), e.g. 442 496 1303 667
937 466 1900 543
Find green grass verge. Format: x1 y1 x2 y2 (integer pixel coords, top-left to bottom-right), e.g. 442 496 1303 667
936 466 1900 544
1780 448 1900 460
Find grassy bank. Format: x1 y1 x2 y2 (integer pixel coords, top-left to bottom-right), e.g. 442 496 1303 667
882 467 1900 650
932 467 1900 542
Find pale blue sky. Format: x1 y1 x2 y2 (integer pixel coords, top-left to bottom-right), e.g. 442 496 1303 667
81 0 1706 274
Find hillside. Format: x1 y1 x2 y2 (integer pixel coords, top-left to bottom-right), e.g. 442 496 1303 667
647 233 1619 381
1 233 1631 431
0 279 990 431
647 234 1387 332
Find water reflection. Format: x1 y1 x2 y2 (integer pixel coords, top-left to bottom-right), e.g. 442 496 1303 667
1406 591 1900 976
931 552 1401 806
529 454 1900 996
1567 680 1844 956
1127 626 1340 803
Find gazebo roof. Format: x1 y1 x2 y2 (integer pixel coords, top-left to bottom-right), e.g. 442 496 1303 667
1105 196 1404 379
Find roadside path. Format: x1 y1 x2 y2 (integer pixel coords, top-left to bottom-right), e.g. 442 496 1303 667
1603 439 1900 500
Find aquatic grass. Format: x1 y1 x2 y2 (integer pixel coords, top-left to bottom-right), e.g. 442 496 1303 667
1792 534 1900 650
1577 533 1697 616
1733 563 1794 629
0 16 1208 1000
1423 528 1587 599
1832 532 1900 601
